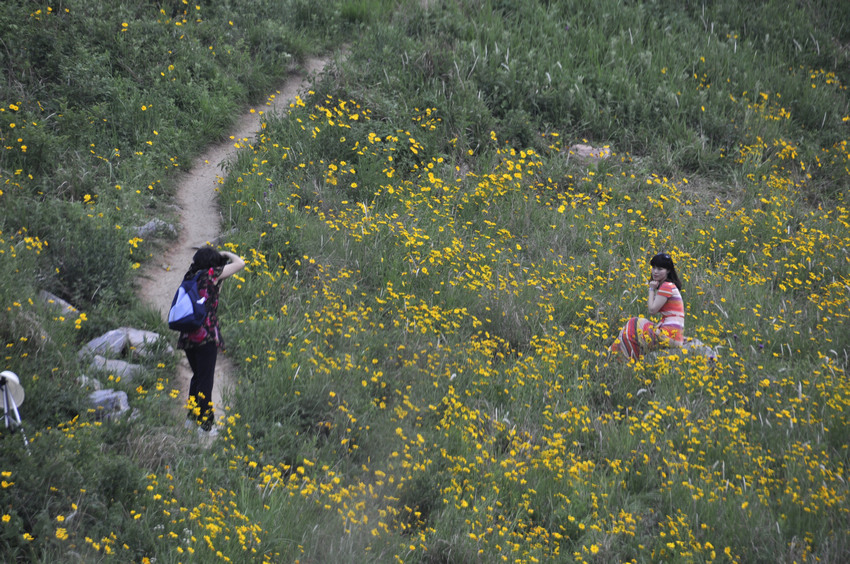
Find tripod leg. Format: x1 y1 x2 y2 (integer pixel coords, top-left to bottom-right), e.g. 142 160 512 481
2 386 10 429
0 382 28 453
9 399 22 427
9 401 27 449
2 386 22 428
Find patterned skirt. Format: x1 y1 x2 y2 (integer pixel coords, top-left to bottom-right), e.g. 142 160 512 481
609 317 682 360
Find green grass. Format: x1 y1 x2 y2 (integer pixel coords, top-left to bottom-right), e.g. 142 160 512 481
2 0 849 562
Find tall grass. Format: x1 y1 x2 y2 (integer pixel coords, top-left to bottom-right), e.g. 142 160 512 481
1 0 849 562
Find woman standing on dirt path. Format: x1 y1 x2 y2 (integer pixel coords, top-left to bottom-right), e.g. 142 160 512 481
177 246 245 436
609 252 685 360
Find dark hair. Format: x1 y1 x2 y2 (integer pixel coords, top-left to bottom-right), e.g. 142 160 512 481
187 247 226 277
650 252 682 290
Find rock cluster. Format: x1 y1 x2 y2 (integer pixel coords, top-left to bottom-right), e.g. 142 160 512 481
41 289 173 421
77 327 173 420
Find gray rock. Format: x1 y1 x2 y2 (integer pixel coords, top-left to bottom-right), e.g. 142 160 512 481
77 375 103 391
80 329 129 359
568 143 612 164
88 355 143 381
135 218 176 238
88 389 130 420
121 327 174 357
79 327 173 361
646 338 719 363
682 339 719 361
38 291 80 317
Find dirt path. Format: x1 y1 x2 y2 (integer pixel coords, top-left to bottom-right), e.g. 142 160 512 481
139 56 330 423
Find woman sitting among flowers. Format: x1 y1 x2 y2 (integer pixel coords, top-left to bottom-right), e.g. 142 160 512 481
610 252 685 360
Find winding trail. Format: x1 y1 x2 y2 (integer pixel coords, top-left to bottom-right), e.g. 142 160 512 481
139 56 329 422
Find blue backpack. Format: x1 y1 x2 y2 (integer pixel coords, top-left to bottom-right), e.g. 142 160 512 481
167 273 208 332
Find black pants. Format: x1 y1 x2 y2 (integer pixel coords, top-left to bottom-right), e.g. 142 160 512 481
184 341 217 429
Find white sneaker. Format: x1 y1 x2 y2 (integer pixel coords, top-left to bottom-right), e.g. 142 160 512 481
184 418 196 430
197 425 218 439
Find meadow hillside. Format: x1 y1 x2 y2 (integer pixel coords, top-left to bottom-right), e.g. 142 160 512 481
1 0 849 562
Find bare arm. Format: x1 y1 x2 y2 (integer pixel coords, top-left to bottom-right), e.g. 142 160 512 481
647 281 668 314
218 251 246 280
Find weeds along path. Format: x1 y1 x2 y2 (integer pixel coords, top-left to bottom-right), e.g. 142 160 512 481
139 56 330 423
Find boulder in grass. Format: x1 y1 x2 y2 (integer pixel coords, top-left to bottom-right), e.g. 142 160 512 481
88 389 130 421
88 355 143 382
79 327 173 360
647 338 719 364
122 327 174 358
77 374 103 391
38 290 80 318
680 338 720 362
568 143 612 164
135 218 176 238
79 329 128 359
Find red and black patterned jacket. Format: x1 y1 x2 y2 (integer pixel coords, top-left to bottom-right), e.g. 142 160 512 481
177 265 225 350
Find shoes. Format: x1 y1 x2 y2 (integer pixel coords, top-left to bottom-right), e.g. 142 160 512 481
184 418 218 439
197 425 218 439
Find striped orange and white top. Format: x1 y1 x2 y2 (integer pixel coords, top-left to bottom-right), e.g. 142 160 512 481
656 281 685 343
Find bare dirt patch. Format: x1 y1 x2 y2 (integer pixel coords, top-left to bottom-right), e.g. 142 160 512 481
138 56 330 423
